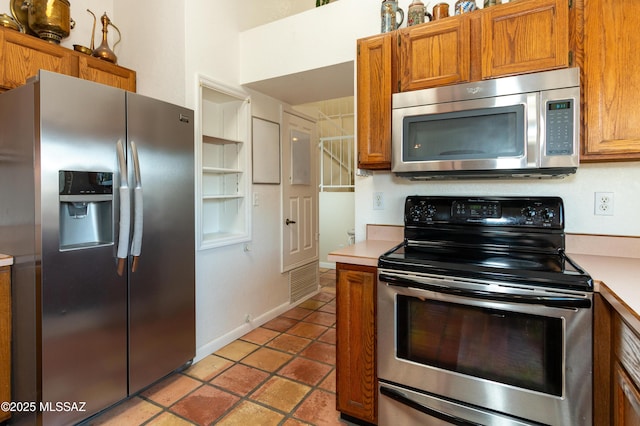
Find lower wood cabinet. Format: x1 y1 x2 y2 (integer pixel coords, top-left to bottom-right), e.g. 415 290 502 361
335 263 378 424
594 293 640 425
0 265 11 423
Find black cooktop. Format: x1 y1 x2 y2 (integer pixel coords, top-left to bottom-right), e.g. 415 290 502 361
378 196 593 291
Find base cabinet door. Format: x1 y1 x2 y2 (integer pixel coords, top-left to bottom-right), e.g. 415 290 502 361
613 315 640 424
614 363 640 425
336 263 377 424
0 265 11 423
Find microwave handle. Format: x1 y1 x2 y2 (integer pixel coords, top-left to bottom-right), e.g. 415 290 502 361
379 273 591 309
380 385 482 426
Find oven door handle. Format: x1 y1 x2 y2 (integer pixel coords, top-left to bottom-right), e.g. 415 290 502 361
380 385 482 426
379 273 591 309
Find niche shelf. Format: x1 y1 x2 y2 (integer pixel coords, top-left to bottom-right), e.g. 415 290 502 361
197 77 251 249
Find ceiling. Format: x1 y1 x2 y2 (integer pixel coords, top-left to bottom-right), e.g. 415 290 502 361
241 61 354 106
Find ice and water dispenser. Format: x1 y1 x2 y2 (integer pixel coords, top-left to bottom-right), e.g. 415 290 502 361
59 171 113 250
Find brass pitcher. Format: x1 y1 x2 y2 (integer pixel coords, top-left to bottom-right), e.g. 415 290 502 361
92 12 121 64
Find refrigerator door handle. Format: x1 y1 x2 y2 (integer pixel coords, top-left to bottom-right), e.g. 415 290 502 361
116 140 131 276
130 141 143 272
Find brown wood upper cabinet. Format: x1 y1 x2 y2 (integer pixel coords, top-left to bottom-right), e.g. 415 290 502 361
578 0 640 161
357 33 393 170
481 0 570 79
397 0 570 92
0 26 136 93
397 15 472 92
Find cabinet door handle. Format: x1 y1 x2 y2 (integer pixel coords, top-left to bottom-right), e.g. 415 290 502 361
285 218 296 225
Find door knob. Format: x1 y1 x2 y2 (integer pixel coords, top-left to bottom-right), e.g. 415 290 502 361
286 218 296 225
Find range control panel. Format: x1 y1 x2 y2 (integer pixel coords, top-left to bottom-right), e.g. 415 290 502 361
405 196 564 229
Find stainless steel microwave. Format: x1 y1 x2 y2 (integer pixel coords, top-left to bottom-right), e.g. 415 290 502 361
392 68 580 179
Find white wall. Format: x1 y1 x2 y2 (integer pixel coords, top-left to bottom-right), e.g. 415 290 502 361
354 162 640 242
320 192 355 268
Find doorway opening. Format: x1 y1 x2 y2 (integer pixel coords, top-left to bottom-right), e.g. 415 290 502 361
295 96 355 269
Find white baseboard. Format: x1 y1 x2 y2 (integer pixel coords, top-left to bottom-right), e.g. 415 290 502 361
319 261 335 269
194 289 321 363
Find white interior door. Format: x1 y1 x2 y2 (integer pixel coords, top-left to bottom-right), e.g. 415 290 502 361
282 111 318 272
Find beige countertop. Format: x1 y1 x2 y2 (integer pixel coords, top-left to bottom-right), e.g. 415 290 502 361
327 240 401 267
0 254 13 268
329 228 640 332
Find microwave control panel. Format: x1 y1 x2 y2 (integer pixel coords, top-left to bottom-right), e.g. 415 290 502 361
545 100 574 156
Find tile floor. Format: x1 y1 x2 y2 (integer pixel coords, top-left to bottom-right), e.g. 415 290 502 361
87 268 346 426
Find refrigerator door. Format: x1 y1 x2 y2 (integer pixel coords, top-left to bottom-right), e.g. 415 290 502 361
37 71 128 425
125 92 195 394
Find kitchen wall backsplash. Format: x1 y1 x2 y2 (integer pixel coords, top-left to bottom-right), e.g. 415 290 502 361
354 161 640 241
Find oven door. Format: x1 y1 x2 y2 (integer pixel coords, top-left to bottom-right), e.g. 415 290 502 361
377 270 592 426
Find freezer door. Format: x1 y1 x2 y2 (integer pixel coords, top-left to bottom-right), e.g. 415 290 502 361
126 92 195 394
37 71 128 425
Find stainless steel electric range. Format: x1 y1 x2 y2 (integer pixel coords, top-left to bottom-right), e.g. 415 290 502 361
377 196 593 426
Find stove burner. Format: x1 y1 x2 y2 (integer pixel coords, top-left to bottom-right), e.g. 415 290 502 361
379 196 593 291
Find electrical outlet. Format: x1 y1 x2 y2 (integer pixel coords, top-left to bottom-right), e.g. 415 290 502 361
373 192 384 210
594 192 614 216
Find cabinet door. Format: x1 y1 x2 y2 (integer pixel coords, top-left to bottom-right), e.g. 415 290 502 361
0 266 10 423
580 0 640 160
398 17 471 91
336 263 377 424
481 0 569 79
77 57 137 92
614 363 640 425
357 34 393 170
0 27 74 90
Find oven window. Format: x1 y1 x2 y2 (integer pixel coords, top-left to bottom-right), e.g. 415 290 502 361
396 296 563 396
403 105 524 161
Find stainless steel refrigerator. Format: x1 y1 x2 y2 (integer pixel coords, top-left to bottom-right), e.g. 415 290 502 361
0 70 195 425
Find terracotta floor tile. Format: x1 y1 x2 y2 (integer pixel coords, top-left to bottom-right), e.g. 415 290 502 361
286 322 328 339
240 327 280 345
262 316 299 332
281 306 313 320
319 369 336 393
318 300 336 314
170 384 239 425
183 354 233 381
321 286 337 296
216 400 284 425
210 363 270 395
250 376 311 413
266 333 311 354
282 419 310 426
214 340 260 361
297 299 326 311
88 396 162 425
311 292 335 302
277 357 333 386
304 311 336 327
293 389 344 426
241 347 293 372
145 411 195 426
318 327 336 345
300 341 336 365
141 374 202 407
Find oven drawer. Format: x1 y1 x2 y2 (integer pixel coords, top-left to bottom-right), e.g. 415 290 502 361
379 381 539 426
